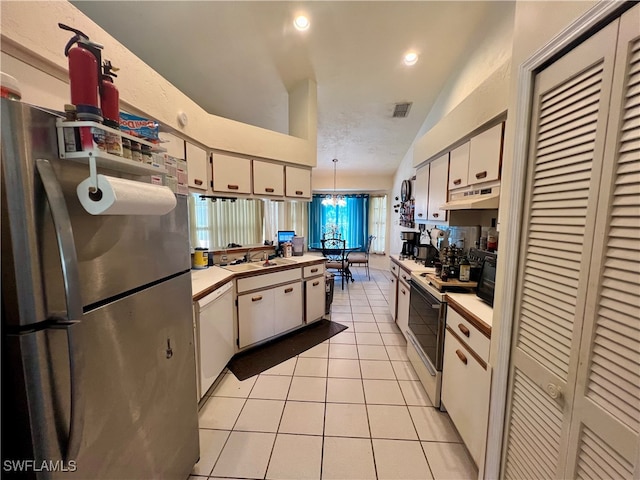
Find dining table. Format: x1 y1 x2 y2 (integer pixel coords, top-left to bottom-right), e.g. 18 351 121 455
309 243 362 283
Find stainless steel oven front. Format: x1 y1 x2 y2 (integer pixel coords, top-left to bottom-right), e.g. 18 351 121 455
406 277 446 409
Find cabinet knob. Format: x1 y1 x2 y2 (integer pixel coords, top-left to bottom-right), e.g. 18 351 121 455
401 289 406 295
228 184 239 190
418 213 423 217
458 324 470 337
295 190 304 195
265 187 275 193
455 349 468 365
475 171 487 180
284 287 294 293
312 281 320 286
433 213 439 218
453 178 461 186
194 178 203 186
311 268 318 273
251 295 263 302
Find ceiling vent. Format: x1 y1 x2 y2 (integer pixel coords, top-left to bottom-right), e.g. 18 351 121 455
392 102 412 118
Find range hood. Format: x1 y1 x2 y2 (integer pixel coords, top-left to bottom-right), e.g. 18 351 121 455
441 185 500 210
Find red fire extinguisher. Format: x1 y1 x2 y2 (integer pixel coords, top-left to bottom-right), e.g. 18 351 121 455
59 23 103 121
100 60 120 129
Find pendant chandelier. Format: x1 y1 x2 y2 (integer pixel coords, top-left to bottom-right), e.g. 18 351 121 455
321 158 347 207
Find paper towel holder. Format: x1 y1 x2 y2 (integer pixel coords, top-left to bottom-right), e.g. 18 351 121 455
87 155 102 200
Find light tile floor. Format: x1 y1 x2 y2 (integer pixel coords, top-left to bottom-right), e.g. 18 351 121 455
191 264 478 480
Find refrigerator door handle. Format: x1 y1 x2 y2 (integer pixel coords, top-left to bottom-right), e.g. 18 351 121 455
51 320 85 462
35 158 83 321
35 159 85 461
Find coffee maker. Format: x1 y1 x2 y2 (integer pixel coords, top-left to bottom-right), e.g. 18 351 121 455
400 231 419 259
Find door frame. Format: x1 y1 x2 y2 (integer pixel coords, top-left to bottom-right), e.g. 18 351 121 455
484 1 632 478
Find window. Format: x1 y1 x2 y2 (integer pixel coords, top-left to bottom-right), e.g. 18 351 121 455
369 195 387 254
188 194 263 249
309 194 369 250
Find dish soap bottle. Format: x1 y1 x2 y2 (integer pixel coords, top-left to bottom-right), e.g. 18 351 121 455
487 219 498 252
459 256 471 282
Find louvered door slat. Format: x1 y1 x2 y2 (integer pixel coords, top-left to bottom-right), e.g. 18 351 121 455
504 370 562 478
524 275 577 306
535 150 594 172
529 237 582 250
576 427 634 479
534 160 594 181
524 263 579 289
536 140 596 164
538 111 599 143
528 245 583 262
522 292 571 320
537 122 598 151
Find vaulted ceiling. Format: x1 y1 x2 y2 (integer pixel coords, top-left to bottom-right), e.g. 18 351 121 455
73 1 514 178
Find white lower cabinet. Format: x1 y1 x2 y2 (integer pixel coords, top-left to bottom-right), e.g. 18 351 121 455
305 277 325 323
274 282 303 333
442 323 491 467
237 280 303 348
388 275 398 321
396 276 410 339
238 289 276 348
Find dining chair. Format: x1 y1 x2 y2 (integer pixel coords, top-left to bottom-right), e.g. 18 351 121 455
347 235 375 280
321 237 349 290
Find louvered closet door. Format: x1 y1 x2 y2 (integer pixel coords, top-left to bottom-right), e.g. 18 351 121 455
565 6 640 479
501 21 619 479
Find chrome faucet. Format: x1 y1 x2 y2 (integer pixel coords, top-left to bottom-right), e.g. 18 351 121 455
244 248 256 263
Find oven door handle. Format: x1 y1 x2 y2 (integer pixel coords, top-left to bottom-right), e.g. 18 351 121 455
406 331 437 376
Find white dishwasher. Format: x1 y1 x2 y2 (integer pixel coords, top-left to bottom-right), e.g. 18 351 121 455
195 282 234 400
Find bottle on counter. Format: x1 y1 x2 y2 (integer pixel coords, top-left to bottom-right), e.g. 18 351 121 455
487 219 498 252
458 256 471 282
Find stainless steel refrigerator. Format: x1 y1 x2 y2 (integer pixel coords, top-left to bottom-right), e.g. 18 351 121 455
1 99 199 479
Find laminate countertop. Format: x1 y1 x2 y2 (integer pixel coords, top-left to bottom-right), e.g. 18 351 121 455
191 254 326 301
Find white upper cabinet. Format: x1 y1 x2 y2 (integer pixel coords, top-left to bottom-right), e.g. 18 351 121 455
468 123 503 184
427 153 449 222
159 132 185 159
211 153 252 194
253 160 284 197
414 165 429 221
185 142 208 191
448 142 470 190
285 166 311 199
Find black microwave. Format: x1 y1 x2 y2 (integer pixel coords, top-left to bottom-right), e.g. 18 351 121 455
477 253 497 306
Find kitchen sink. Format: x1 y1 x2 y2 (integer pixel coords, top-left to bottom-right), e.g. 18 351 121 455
222 263 261 272
263 258 297 266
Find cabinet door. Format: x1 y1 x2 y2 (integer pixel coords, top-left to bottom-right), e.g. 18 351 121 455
185 142 208 191
427 153 448 222
253 160 284 196
285 166 311 199
414 165 429 221
274 282 303 334
305 277 325 324
238 289 275 348
396 279 410 339
388 275 398 321
448 142 470 190
211 153 252 194
442 328 491 466
159 132 185 159
468 123 502 184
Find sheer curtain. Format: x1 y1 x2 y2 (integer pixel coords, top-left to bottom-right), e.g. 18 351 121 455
188 194 263 249
369 195 387 254
309 194 369 251
264 200 308 245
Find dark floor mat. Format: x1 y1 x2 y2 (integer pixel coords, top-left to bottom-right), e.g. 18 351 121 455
227 319 348 381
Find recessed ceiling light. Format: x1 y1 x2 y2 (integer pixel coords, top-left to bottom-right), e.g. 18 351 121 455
404 52 418 66
294 15 310 31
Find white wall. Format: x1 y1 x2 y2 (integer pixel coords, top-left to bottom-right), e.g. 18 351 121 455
0 1 315 167
389 3 515 257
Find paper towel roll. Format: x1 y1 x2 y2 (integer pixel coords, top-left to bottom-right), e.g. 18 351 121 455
77 174 177 215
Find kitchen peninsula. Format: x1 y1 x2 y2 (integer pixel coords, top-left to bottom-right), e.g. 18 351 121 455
191 254 327 398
